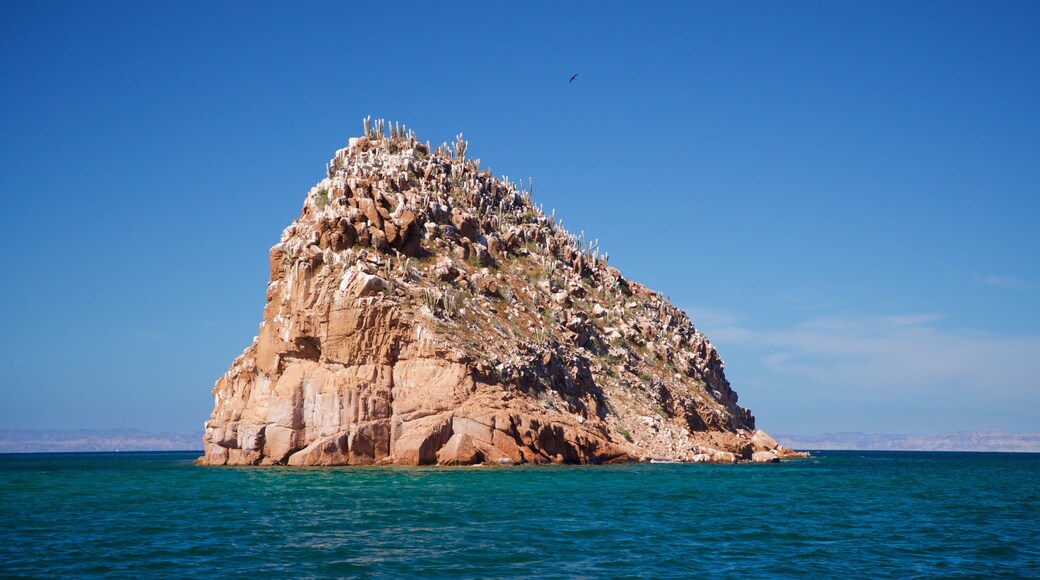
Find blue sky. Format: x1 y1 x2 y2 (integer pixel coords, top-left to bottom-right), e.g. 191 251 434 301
1 1 1037 435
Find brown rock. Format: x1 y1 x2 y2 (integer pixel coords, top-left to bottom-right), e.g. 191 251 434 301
384 220 399 245
489 429 526 464
370 228 389 252
436 433 484 465
360 198 384 230
397 208 417 235
392 415 453 465
470 272 500 297
287 432 350 466
354 223 371 246
452 416 494 443
452 212 480 241
751 451 780 463
264 425 301 463
751 430 780 452
486 234 503 256
196 124 790 468
349 421 391 464
776 447 811 459
712 450 737 464
434 259 459 281
474 244 493 266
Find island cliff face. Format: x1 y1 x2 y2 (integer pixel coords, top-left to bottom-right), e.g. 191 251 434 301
198 120 803 466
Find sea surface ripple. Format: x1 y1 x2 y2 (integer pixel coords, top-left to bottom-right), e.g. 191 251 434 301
1 451 1038 578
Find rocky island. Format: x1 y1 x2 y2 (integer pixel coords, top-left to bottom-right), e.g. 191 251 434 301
198 119 804 466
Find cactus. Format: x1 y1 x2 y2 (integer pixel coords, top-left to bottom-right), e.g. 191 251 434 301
454 133 468 159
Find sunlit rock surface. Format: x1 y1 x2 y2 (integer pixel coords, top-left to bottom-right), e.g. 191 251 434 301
198 120 803 466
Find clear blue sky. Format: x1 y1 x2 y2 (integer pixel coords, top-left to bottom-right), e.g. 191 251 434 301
2 1 1037 435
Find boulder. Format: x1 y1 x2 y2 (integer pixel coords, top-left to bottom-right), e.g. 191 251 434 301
436 433 484 465
434 259 459 281
392 415 453 465
452 212 480 241
751 451 780 463
470 272 500 297
287 432 350 466
751 430 780 452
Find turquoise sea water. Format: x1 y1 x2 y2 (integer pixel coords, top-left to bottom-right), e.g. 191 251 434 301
1 451 1038 578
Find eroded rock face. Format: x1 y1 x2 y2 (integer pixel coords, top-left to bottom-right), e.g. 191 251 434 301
198 120 798 467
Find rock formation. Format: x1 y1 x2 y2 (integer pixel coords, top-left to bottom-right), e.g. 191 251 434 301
198 119 805 466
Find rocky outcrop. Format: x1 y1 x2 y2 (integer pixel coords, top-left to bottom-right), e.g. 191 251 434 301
197 119 804 466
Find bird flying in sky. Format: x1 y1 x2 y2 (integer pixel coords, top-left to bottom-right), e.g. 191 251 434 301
569 73 579 83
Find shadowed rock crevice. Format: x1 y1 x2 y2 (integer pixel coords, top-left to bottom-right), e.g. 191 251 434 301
197 119 805 467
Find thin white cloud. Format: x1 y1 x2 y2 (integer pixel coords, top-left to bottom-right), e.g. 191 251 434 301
882 314 944 327
684 306 756 343
687 308 1040 401
684 306 740 329
975 274 1033 290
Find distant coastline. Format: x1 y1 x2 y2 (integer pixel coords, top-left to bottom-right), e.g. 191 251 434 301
2 428 1037 454
776 430 1040 453
0 429 201 453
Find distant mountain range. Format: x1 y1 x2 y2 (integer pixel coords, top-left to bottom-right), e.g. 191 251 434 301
0 429 201 453
2 428 1037 454
776 430 1040 453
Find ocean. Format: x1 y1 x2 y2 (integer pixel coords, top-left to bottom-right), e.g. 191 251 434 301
1 451 1037 578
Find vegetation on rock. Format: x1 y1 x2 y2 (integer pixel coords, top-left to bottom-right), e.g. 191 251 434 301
198 119 804 466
